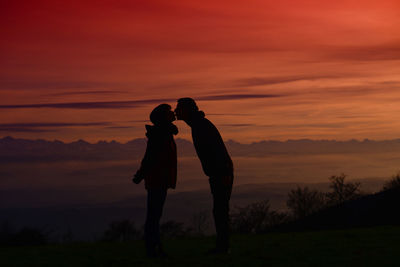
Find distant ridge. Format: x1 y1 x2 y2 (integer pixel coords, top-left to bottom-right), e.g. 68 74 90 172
2 136 400 162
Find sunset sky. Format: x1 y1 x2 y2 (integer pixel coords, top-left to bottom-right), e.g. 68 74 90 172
1 0 400 143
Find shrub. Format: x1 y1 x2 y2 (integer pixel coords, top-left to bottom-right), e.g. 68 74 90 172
160 220 187 238
13 227 48 246
286 186 326 219
326 174 362 205
190 211 210 236
0 222 48 246
231 200 288 234
382 172 400 191
103 220 141 242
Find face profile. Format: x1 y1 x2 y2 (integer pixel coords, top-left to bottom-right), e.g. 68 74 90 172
174 97 198 121
174 102 187 121
167 109 176 122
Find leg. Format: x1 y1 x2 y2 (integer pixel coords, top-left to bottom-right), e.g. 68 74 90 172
144 189 167 257
210 178 232 252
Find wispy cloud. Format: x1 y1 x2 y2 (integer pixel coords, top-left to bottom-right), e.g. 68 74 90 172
0 94 283 110
0 81 113 90
0 128 57 133
0 122 111 133
46 90 127 97
197 94 283 101
220 122 356 129
259 122 363 129
0 122 111 128
207 113 254 117
0 100 165 109
221 123 255 127
233 74 343 87
104 126 136 129
323 42 400 61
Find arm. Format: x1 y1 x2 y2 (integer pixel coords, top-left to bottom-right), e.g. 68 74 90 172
132 138 157 184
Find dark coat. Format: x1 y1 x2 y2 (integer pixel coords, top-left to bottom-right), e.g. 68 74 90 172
137 123 178 190
190 112 233 185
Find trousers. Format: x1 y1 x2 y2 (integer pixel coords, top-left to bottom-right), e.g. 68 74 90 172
209 177 233 250
144 188 167 252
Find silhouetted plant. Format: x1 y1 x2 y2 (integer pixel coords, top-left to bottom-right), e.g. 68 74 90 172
0 221 15 246
190 210 210 236
231 200 287 234
103 220 141 242
286 186 326 219
326 174 362 205
160 220 187 238
13 227 48 246
382 172 400 191
61 227 74 243
0 222 49 246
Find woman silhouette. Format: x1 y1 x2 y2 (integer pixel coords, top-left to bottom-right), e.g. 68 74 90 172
132 104 178 258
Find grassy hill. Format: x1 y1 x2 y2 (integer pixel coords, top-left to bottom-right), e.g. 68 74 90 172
2 226 400 267
282 187 400 231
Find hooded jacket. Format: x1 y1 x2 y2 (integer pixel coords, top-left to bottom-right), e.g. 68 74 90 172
190 111 233 184
137 123 178 189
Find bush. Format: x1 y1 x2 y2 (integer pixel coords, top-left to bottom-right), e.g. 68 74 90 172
13 227 48 246
382 172 400 191
160 220 188 239
190 211 210 236
286 187 326 219
326 174 362 205
286 174 364 219
231 200 288 234
0 221 15 245
103 220 141 242
0 222 48 246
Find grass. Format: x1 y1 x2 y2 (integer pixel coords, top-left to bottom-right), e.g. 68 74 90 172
2 226 400 267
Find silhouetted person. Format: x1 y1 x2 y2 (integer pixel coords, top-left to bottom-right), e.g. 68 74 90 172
175 98 234 254
132 104 178 258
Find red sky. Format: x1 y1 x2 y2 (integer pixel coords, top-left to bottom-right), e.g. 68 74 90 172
1 0 400 142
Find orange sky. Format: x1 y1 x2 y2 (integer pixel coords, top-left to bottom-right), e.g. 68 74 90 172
1 0 400 142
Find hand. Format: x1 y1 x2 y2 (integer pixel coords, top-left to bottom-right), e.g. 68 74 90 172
132 171 143 184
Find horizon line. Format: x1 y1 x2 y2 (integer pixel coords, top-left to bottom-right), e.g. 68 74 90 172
1 135 400 145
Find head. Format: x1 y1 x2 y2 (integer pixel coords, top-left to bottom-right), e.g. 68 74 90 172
150 104 175 125
175 97 199 121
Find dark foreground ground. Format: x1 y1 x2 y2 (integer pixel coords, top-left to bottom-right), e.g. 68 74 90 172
2 226 400 267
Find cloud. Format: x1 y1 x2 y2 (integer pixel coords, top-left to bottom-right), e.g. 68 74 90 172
0 122 111 128
258 122 361 129
149 81 202 91
197 94 283 101
104 126 136 129
233 74 345 87
46 90 127 96
0 100 159 109
0 81 114 90
128 120 150 122
0 94 283 110
0 122 111 133
221 123 255 127
207 113 254 116
0 128 57 133
323 42 400 61
220 122 355 129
